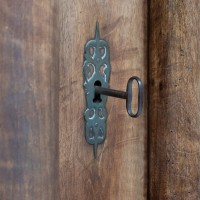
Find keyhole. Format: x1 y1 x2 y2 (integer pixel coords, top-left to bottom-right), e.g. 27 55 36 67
93 80 102 103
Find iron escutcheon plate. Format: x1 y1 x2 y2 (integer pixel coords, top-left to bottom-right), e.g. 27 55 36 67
83 22 111 158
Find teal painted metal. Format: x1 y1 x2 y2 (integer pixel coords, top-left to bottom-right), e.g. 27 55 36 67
83 22 111 158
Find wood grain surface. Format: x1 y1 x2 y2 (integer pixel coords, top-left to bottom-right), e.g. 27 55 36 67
0 0 147 199
58 0 147 199
0 0 59 199
149 0 200 199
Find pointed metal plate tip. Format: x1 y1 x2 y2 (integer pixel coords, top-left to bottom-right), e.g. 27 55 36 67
95 21 100 39
93 142 97 159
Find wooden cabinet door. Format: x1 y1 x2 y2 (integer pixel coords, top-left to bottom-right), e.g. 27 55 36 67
58 1 147 200
149 1 200 199
0 0 147 199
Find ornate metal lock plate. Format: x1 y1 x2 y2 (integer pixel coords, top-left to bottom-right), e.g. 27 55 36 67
83 23 144 159
83 23 111 158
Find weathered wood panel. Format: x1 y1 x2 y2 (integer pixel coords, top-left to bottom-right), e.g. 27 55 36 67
149 1 200 199
0 1 59 199
58 0 147 199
